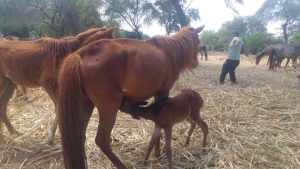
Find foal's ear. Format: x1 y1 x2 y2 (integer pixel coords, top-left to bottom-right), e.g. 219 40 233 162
195 25 205 33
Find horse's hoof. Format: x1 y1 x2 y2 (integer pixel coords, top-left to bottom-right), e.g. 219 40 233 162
10 129 21 136
142 160 148 165
47 139 55 145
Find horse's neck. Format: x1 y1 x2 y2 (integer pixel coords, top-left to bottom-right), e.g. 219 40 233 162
147 36 192 73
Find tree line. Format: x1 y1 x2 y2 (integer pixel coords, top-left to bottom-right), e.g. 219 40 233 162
0 0 202 38
0 0 299 55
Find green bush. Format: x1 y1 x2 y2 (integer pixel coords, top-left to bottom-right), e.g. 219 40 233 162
1 22 30 38
289 32 300 45
246 32 269 54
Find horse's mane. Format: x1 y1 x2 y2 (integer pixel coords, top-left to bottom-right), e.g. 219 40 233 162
41 37 81 67
146 27 198 72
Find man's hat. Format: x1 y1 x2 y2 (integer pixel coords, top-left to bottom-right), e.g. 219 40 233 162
231 31 239 36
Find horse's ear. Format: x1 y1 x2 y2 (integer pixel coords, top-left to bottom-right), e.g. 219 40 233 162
195 25 205 33
107 26 117 34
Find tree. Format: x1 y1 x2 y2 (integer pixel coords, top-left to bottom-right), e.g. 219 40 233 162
200 30 221 50
144 0 199 34
104 0 151 39
170 0 189 27
0 0 39 37
224 0 244 14
245 16 267 35
256 0 300 44
245 32 269 54
26 0 103 37
169 0 243 28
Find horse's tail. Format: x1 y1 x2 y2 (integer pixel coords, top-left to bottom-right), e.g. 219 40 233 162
57 53 87 169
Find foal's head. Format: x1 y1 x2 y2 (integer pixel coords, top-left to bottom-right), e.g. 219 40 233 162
76 26 115 46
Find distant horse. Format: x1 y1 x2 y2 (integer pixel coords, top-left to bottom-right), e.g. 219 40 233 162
57 25 204 169
256 44 300 69
0 26 115 144
199 44 208 60
120 89 208 169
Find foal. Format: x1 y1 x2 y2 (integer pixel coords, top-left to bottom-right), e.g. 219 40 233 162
120 89 208 169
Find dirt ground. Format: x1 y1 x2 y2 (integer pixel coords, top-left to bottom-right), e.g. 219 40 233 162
0 52 299 169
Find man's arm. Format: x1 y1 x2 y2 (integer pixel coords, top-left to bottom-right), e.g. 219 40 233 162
229 38 241 48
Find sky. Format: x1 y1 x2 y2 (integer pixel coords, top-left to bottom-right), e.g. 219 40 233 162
134 0 281 36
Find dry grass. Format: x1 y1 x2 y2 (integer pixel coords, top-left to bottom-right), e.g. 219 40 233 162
0 52 299 169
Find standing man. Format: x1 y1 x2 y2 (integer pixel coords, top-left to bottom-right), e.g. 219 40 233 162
219 31 245 84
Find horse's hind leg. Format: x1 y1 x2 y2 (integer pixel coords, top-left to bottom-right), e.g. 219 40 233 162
95 103 127 169
184 120 196 146
0 79 19 135
194 117 208 147
189 111 208 147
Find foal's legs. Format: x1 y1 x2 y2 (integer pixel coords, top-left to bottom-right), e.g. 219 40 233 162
195 118 208 147
184 121 196 146
143 126 161 163
0 79 19 135
95 102 127 169
163 126 174 169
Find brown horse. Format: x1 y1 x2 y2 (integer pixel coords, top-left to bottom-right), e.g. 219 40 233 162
120 89 208 169
57 25 205 169
0 26 115 144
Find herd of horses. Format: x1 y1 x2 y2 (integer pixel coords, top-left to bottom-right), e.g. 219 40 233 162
0 25 207 169
1 24 299 169
255 44 300 70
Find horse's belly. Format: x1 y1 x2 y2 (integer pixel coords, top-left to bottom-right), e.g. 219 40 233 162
5 72 40 87
122 80 173 102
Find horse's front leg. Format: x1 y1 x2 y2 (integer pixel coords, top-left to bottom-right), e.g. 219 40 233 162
95 101 127 169
0 78 19 135
152 92 170 157
144 125 161 163
43 83 58 145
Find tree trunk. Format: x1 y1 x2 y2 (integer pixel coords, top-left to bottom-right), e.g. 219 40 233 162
170 0 189 27
282 23 288 44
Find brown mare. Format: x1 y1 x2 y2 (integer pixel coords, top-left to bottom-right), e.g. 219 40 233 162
57 25 205 169
120 89 208 169
0 26 114 144
199 44 208 60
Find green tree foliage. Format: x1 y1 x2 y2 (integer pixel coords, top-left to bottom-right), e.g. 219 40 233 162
104 0 151 39
289 32 300 45
245 32 269 54
0 0 38 37
256 0 300 44
0 0 104 37
144 0 199 34
200 31 224 51
245 16 267 34
27 0 104 37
